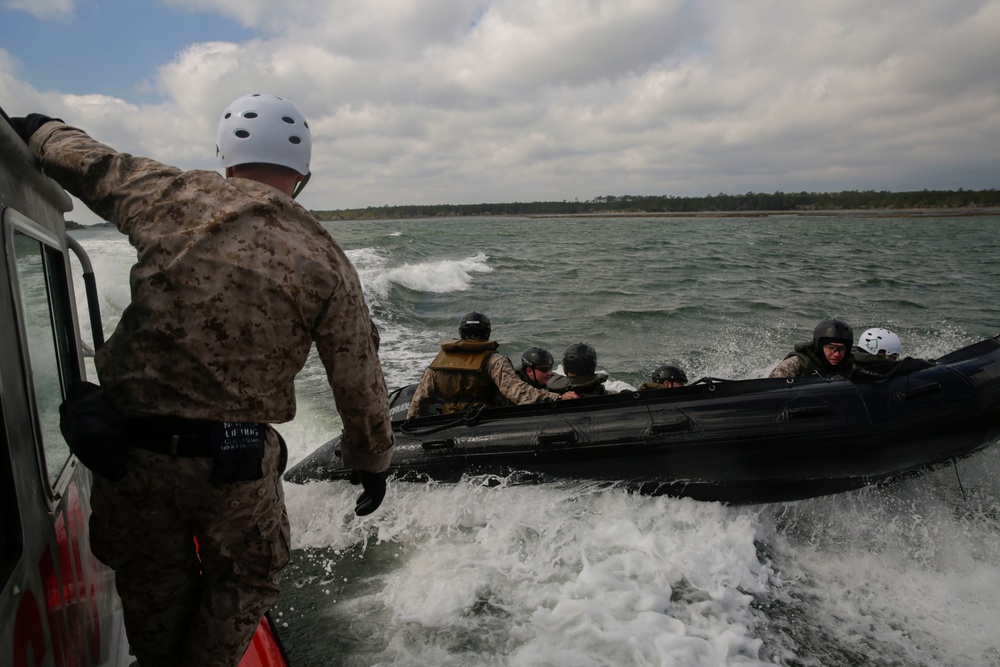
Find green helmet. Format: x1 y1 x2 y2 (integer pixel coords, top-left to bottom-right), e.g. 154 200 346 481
521 347 554 369
459 311 491 340
812 318 853 347
651 365 687 385
562 342 597 375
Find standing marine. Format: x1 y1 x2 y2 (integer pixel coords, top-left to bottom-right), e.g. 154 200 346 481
10 94 394 667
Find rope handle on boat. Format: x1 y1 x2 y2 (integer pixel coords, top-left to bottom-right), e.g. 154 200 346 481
691 376 731 392
692 376 730 386
400 405 488 435
898 382 943 401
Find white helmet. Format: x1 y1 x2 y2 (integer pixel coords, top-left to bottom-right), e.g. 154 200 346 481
858 327 902 357
216 93 311 176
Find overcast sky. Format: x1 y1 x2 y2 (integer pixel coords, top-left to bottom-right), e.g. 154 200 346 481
2 0 999 224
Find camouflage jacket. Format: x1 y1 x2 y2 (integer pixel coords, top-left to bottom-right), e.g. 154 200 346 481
31 123 393 471
768 342 855 380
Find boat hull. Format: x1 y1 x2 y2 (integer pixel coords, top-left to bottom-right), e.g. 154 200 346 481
286 338 1000 504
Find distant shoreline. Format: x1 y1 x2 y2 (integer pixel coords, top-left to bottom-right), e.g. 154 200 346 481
66 207 1000 228
322 207 1000 222
520 207 1000 219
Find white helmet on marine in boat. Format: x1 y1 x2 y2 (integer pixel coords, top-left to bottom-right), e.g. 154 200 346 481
216 93 311 177
858 327 903 357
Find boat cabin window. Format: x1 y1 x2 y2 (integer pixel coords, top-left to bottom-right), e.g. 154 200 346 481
5 214 78 491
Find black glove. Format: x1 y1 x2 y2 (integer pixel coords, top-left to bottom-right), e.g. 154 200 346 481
8 113 62 144
350 469 389 516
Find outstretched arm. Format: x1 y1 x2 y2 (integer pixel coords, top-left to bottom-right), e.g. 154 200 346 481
487 354 562 404
313 263 394 472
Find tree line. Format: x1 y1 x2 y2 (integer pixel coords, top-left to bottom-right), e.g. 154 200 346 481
313 188 1000 221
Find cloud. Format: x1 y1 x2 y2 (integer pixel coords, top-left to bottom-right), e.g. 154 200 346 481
3 0 1000 213
2 0 73 20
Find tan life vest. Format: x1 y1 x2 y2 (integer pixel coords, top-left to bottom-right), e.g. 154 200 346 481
428 339 503 413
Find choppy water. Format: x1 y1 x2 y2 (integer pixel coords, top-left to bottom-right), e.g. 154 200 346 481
71 215 1000 667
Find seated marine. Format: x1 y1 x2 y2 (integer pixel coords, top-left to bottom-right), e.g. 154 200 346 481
516 346 555 389
853 327 903 367
637 364 688 390
406 312 575 418
768 318 856 379
547 342 612 396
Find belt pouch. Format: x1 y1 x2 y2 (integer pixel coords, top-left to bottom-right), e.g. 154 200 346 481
58 381 130 481
209 421 267 483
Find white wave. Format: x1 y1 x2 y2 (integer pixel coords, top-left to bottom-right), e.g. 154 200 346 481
344 246 387 272
362 252 492 296
752 453 1000 667
283 480 775 666
69 233 137 342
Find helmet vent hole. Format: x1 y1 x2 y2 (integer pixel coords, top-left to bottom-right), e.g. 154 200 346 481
217 93 311 176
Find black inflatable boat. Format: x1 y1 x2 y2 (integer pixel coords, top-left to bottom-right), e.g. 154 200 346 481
285 336 1000 503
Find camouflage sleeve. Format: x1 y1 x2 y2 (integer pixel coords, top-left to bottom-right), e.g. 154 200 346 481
487 354 560 404
31 122 187 235
312 266 394 472
406 368 437 419
768 356 802 378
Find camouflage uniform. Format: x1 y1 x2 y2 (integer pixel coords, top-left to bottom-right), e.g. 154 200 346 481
768 342 855 379
768 355 807 379
89 435 289 667
407 343 560 418
30 123 394 667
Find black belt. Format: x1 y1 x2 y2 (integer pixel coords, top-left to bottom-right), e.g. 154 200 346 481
128 416 214 458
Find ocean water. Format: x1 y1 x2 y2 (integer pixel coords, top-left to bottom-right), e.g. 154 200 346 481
70 215 1000 667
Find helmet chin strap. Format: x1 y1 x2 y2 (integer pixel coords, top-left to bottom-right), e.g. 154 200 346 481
291 171 311 199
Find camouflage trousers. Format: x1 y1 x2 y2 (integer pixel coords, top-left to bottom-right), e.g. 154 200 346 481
89 429 290 667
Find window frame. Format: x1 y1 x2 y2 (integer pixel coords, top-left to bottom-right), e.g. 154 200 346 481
2 208 83 505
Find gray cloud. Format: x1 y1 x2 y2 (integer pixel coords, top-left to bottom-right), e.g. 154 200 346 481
2 0 998 217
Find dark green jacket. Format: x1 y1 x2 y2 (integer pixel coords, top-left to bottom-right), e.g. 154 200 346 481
547 372 609 396
785 342 856 379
